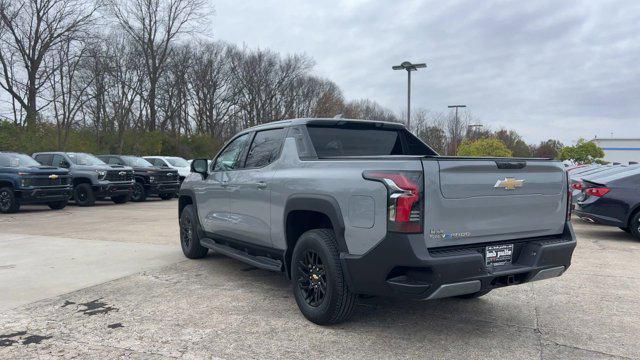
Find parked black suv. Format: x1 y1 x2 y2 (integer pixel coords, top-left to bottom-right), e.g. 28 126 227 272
0 152 72 213
98 155 180 201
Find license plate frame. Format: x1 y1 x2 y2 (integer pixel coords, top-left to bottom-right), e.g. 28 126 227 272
485 244 514 267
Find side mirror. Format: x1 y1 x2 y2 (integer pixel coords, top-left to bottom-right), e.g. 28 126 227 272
191 158 208 178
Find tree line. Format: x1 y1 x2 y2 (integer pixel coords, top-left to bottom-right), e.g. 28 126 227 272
1 0 570 160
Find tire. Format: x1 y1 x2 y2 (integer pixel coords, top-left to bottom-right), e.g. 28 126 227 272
630 211 640 241
179 205 208 259
291 229 357 325
0 187 20 213
111 194 130 204
159 193 174 200
456 289 492 299
131 182 147 202
73 183 95 207
47 199 68 210
619 227 631 233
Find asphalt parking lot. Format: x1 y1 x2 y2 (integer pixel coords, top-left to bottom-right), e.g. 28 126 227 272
1 201 638 359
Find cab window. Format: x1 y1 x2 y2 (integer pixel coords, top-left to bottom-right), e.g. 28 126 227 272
34 154 53 166
213 134 250 171
108 157 125 165
244 128 285 168
52 155 70 168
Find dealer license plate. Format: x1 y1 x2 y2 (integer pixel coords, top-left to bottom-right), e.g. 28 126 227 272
485 244 513 267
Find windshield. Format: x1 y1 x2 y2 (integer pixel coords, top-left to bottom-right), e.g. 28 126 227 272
0 153 41 167
67 153 106 166
122 156 153 167
167 157 189 167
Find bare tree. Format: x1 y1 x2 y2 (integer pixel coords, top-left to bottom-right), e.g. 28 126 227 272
0 0 97 129
343 99 397 122
106 0 208 131
48 37 95 149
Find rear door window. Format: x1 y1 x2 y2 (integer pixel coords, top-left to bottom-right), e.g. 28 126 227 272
244 128 286 168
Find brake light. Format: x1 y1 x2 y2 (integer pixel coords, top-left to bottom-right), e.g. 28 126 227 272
570 182 583 190
585 187 610 197
363 171 423 233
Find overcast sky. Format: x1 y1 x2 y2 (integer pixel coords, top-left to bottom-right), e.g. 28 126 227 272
212 0 640 145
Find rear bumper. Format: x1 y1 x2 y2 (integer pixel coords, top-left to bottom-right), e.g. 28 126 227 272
145 181 180 195
18 186 73 203
94 182 134 197
341 222 576 299
573 208 625 227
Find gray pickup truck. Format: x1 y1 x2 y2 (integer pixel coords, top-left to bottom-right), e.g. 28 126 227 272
33 152 134 206
179 118 576 325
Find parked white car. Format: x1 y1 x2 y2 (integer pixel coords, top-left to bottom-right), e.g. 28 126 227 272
143 156 190 181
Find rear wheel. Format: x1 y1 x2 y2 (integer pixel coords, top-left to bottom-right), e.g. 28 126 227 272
179 205 208 259
291 229 357 325
630 212 640 241
0 187 20 213
111 194 130 204
73 183 95 207
47 200 68 210
159 193 174 200
131 182 147 202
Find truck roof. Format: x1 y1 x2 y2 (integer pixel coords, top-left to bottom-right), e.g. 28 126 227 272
239 118 405 134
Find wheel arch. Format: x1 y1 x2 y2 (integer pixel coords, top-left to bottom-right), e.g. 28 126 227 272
283 194 348 278
73 177 92 186
627 203 640 228
0 180 15 189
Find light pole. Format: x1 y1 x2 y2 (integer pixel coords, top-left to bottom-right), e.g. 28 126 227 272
393 61 426 130
447 104 466 126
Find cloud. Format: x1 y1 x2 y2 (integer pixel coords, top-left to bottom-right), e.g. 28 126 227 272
212 0 640 144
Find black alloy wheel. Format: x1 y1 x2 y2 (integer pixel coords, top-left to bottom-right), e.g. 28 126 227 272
181 215 193 249
179 205 208 259
131 182 146 202
297 250 327 307
0 187 19 213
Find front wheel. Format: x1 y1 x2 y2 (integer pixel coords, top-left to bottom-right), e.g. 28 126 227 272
159 193 174 200
131 182 147 202
74 183 95 207
0 187 20 213
47 200 68 210
179 205 208 259
291 229 357 325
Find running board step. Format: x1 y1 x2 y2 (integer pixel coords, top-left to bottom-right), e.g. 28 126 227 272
199 238 282 272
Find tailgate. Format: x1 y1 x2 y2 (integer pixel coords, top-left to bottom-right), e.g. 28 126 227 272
423 159 567 247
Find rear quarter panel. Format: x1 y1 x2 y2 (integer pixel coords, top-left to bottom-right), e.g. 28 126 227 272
269 137 422 255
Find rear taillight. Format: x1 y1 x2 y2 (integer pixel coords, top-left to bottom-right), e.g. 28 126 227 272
570 182 583 190
363 170 423 233
585 187 610 197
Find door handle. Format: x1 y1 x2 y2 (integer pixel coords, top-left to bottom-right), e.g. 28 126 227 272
256 181 267 190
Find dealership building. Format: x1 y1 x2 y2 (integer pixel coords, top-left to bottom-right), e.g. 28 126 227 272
591 138 640 164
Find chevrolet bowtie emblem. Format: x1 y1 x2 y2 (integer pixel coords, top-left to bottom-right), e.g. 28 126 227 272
49 174 59 180
494 178 524 190
119 171 126 176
